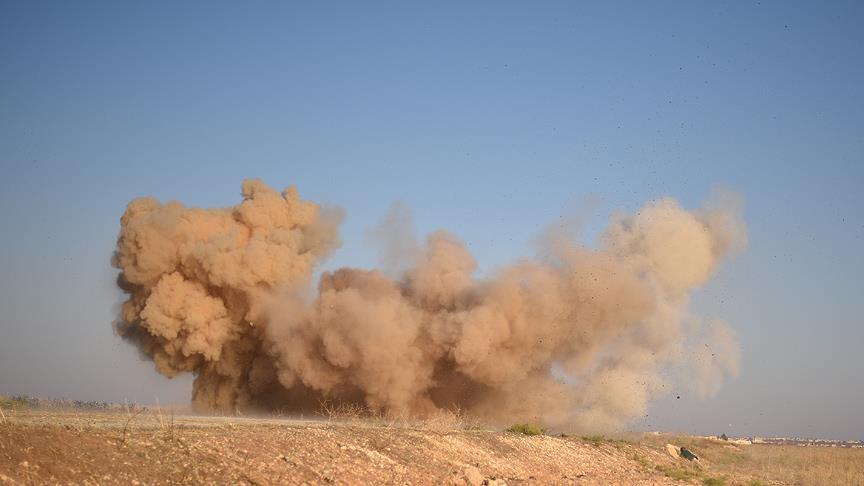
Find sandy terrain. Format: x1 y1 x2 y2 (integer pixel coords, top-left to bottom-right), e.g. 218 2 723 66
9 406 862 485
0 409 722 485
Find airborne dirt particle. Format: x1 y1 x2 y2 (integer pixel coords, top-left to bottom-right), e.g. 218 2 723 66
113 179 746 430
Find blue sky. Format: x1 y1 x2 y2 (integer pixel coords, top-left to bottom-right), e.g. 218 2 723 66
1 1 862 439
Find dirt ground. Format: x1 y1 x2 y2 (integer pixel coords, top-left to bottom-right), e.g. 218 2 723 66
0 409 781 485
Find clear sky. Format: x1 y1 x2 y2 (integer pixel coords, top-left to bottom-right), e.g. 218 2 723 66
1 1 862 440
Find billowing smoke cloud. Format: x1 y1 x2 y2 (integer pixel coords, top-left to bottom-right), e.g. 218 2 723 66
113 179 745 431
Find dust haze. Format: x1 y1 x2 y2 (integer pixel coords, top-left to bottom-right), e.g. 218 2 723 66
112 179 745 431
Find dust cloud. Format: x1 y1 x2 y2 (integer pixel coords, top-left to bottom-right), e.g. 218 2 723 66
113 179 745 431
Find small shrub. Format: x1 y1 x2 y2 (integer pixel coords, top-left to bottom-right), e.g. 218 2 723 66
629 453 653 469
581 434 605 446
506 423 544 436
318 399 371 422
702 478 726 486
655 464 701 481
0 396 28 409
416 407 483 432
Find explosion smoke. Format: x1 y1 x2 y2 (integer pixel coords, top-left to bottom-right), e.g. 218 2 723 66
113 179 745 430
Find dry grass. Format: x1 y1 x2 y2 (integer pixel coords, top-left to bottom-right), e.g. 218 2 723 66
317 399 371 423
4 400 862 485
316 399 485 432
506 423 545 436
581 434 607 446
414 407 486 432
632 432 864 485
717 444 864 485
0 396 27 412
0 409 678 484
629 450 716 483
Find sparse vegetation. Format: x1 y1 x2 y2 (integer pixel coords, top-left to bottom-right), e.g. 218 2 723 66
120 406 146 445
0 395 29 409
720 444 864 485
318 399 371 422
629 452 654 469
419 407 486 432
655 464 702 481
505 423 544 436
582 434 606 446
316 400 487 432
634 432 864 485
631 451 726 485
0 394 143 412
1 405 862 484
3 409 671 484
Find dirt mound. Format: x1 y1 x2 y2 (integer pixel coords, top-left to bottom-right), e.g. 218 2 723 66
0 410 689 485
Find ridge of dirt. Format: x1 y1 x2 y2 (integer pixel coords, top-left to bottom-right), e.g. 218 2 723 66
0 410 727 485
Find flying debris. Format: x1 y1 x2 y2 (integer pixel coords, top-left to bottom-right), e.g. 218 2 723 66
112 179 745 430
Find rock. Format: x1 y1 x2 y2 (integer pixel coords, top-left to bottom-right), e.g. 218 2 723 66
665 444 679 458
463 465 484 486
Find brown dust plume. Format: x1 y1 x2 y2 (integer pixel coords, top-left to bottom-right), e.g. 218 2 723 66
113 179 745 431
